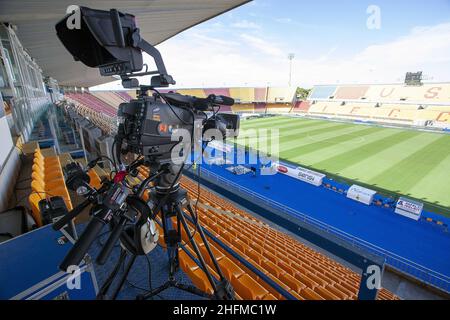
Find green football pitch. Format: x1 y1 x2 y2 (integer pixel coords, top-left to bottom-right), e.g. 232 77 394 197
237 116 450 214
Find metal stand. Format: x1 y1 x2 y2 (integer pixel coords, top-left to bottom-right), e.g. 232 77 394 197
98 186 234 300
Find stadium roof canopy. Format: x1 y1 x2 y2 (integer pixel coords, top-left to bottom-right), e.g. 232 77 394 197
0 0 250 87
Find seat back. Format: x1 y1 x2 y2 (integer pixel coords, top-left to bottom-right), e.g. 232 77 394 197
28 193 45 227
31 180 45 193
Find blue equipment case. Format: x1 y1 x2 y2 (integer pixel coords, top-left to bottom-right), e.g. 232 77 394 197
0 224 98 300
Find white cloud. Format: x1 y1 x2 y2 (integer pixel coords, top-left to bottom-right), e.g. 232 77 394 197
274 17 292 24
231 20 261 30
355 23 450 66
91 22 450 90
152 31 287 88
290 22 450 86
240 33 284 57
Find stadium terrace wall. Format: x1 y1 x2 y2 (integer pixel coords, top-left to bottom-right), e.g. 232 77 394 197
309 83 450 104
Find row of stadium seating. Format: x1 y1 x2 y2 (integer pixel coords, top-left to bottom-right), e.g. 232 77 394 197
309 83 450 103
168 87 296 104
90 91 127 108
179 176 398 300
303 101 450 124
28 148 73 226
64 89 297 115
29 150 104 227
65 93 118 117
63 83 450 126
136 166 397 300
59 100 117 135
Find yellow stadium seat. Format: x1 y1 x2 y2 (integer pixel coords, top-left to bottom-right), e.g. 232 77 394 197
218 257 245 280
232 274 268 300
32 168 64 183
300 288 324 300
28 193 46 227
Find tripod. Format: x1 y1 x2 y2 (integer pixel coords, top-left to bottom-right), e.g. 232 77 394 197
98 184 234 300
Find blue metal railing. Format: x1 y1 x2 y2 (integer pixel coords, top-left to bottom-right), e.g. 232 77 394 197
199 167 450 294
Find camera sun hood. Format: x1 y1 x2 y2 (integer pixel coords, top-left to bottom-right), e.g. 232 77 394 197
55 6 175 87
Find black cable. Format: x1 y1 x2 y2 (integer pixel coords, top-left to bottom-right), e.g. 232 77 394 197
151 88 194 126
127 156 144 171
98 248 127 298
111 139 118 169
145 253 153 293
194 162 201 224
91 155 116 171
15 190 56 206
123 253 164 299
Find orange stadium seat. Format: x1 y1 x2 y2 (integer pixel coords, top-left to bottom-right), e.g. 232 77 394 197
136 167 398 300
177 176 398 300
303 84 450 125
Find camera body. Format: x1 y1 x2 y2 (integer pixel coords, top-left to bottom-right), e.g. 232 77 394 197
117 92 240 167
116 94 194 164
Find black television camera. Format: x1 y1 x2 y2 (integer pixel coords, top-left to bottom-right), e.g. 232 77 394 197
53 6 237 300
57 6 239 188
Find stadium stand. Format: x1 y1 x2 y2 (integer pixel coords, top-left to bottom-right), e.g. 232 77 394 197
363 83 450 103
114 91 133 102
61 99 116 135
3 1 425 302
254 102 267 112
61 84 450 128
254 87 268 102
266 87 296 103
298 83 450 127
204 88 231 98
28 146 105 228
334 86 370 100
91 91 126 108
64 87 298 115
66 92 117 117
265 103 292 113
177 89 208 98
308 85 338 100
292 101 311 113
229 87 255 103
231 103 254 113
135 166 398 300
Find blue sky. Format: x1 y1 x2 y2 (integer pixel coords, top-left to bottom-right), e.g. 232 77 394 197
92 0 450 90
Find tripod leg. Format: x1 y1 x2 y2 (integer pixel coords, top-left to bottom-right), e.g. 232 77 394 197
186 203 226 281
111 254 137 300
176 204 219 295
173 282 215 299
97 249 127 299
163 214 180 275
185 203 235 300
136 281 171 300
